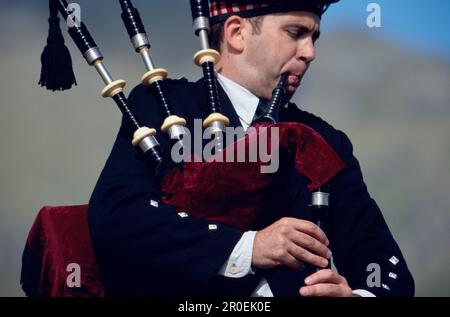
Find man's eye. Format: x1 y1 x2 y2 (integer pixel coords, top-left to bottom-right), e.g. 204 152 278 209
286 29 305 39
286 31 298 39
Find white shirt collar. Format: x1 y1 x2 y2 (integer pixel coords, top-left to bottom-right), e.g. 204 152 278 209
216 72 260 130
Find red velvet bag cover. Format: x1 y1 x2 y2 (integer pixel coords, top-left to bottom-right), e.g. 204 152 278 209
161 122 346 230
21 205 105 297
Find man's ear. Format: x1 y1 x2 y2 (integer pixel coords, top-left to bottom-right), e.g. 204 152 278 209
222 16 246 52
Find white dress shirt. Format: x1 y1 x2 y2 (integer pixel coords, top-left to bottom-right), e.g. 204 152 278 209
215 72 375 298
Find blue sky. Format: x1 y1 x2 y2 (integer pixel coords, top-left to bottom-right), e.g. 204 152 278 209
321 0 450 60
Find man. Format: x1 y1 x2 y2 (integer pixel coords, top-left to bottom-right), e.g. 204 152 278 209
88 0 414 297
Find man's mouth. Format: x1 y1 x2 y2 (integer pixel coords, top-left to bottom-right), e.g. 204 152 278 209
288 74 301 86
286 74 302 92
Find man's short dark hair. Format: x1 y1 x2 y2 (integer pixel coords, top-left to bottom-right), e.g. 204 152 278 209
210 16 265 52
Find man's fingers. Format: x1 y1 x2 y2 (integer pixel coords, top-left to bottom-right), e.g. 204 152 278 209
290 219 329 246
305 269 344 285
282 253 304 270
288 243 329 268
300 270 353 297
300 283 344 297
290 231 331 260
253 218 332 271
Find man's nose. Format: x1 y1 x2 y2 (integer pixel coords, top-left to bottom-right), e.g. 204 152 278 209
296 38 316 64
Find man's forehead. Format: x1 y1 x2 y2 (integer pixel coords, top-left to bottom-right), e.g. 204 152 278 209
268 11 321 30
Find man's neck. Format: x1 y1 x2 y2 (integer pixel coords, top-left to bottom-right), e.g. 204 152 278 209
217 64 271 102
217 72 255 97
216 56 261 99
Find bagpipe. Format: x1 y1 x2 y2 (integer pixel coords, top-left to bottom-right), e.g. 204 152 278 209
21 0 345 297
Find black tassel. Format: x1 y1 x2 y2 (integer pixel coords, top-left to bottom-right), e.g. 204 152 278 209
39 0 77 91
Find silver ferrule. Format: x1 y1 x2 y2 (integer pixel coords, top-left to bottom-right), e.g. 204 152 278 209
168 125 187 141
210 121 226 152
94 62 114 85
83 47 103 65
140 49 156 72
209 121 226 134
131 33 150 51
312 191 330 207
139 136 160 153
193 17 210 34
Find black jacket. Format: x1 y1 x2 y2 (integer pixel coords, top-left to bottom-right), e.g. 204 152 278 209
88 78 415 297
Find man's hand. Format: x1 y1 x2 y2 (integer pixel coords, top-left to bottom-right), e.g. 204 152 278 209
300 269 353 297
252 217 332 270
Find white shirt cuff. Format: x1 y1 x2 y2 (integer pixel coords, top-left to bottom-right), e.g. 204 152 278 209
352 289 377 297
218 231 257 278
251 278 274 297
